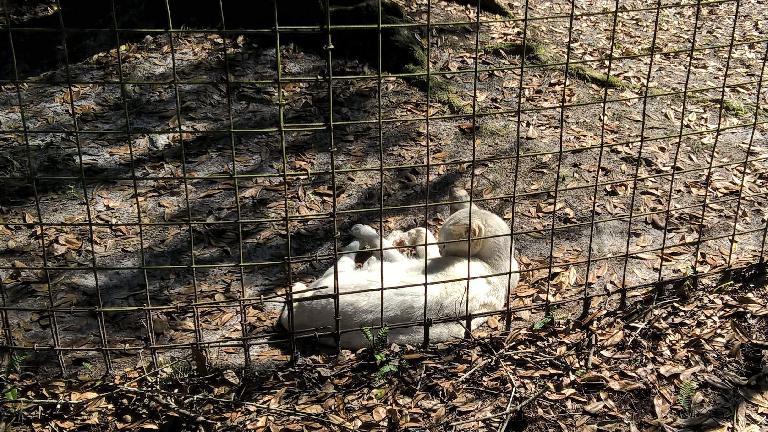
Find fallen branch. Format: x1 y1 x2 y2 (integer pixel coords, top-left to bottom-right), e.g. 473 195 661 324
117 386 214 425
497 385 518 432
456 358 489 383
450 387 546 426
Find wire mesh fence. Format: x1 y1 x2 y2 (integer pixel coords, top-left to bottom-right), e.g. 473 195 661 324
0 0 766 375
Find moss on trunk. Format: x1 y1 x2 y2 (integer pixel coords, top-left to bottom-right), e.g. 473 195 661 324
485 41 626 89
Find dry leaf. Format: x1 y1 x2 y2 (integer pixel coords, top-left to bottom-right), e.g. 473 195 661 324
372 406 387 422
584 401 604 414
458 122 479 134
486 316 500 329
653 394 670 419
608 380 644 392
602 330 624 347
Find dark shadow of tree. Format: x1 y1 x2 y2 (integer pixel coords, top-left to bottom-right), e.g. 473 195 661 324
0 1 472 372
0 0 424 81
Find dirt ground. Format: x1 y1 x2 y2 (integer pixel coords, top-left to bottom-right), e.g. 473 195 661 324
1 0 768 430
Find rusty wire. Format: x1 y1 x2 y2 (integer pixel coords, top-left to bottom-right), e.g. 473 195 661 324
0 0 766 373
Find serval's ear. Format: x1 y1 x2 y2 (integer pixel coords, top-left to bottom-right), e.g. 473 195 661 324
445 220 484 241
465 219 484 241
470 220 484 240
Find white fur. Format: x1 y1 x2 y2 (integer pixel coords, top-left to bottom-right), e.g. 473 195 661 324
279 188 519 348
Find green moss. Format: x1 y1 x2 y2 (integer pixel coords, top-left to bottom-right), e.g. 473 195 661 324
386 20 427 70
328 0 427 73
401 63 433 91
484 41 551 62
484 40 628 89
720 98 750 117
482 35 768 121
402 63 470 114
646 87 666 97
435 89 471 114
478 121 510 138
570 65 624 88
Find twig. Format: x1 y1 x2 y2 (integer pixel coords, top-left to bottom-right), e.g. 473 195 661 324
492 350 516 384
117 386 214 424
450 387 546 427
11 398 76 405
497 384 517 432
416 363 427 392
461 386 504 396
585 332 595 370
623 300 676 348
456 358 488 383
123 358 190 387
193 394 357 431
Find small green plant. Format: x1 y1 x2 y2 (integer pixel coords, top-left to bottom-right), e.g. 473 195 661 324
362 325 390 354
3 386 18 401
533 309 568 330
533 314 553 330
156 358 192 384
2 355 22 400
169 361 192 381
361 325 404 383
6 352 27 374
714 280 734 293
677 380 698 413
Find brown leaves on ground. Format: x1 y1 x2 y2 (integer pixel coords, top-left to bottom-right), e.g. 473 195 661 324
2 0 768 430
3 279 767 431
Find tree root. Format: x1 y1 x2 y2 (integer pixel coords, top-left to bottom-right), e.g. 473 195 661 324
403 64 473 114
484 40 766 122
485 41 626 89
